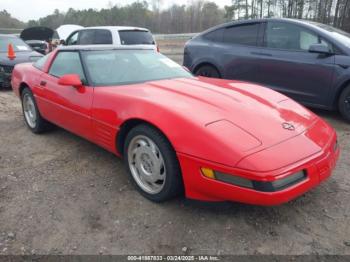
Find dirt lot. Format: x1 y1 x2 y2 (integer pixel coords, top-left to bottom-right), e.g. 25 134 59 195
0 39 350 255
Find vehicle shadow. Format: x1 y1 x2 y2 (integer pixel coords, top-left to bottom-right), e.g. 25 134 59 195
309 107 347 123
0 88 13 92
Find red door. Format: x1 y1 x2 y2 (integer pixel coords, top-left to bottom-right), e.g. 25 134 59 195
39 51 94 140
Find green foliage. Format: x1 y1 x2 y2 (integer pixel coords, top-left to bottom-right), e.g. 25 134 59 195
225 0 350 31
0 9 25 29
2 0 350 33
21 1 228 33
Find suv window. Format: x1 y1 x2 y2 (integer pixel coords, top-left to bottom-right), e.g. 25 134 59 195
265 22 332 51
49 52 86 82
66 31 78 45
78 30 95 45
203 28 224 42
94 30 113 44
119 30 154 45
72 29 113 45
223 23 260 46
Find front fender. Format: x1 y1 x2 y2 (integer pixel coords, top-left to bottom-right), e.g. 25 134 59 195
331 56 350 107
92 89 249 167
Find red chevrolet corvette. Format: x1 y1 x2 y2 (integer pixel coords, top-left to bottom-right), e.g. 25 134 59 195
11 45 339 205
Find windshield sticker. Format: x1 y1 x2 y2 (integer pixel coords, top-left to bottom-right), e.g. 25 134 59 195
16 45 29 51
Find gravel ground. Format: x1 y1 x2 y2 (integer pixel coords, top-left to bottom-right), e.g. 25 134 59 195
0 40 349 255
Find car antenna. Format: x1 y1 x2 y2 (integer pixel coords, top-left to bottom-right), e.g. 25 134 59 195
7 44 16 60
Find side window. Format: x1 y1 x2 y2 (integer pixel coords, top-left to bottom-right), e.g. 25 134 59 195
78 30 95 45
66 32 79 45
265 22 322 51
94 30 113 44
300 31 318 50
223 23 260 46
33 53 50 71
119 30 155 45
320 38 335 53
49 52 86 82
203 28 224 42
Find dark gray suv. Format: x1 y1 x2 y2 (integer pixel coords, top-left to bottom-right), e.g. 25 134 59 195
184 18 350 121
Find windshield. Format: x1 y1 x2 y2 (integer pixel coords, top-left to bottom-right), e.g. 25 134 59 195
309 22 350 48
0 36 31 52
81 49 192 86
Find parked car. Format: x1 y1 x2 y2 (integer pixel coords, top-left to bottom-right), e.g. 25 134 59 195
55 24 84 42
24 40 48 55
20 26 53 55
184 18 350 121
65 26 158 50
0 34 42 89
11 45 339 205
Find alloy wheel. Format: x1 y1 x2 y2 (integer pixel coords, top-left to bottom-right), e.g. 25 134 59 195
23 93 37 128
127 135 166 194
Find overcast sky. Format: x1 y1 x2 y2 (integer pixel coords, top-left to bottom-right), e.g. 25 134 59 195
2 0 232 22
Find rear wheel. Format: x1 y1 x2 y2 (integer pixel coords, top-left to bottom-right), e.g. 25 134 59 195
338 85 350 122
195 65 220 78
21 88 52 133
123 124 183 202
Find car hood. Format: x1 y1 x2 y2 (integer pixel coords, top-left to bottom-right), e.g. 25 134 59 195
20 26 54 41
56 24 83 40
141 77 317 150
0 51 42 66
96 77 321 167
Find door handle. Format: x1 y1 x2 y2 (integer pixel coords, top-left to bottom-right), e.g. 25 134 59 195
40 81 47 87
251 52 272 57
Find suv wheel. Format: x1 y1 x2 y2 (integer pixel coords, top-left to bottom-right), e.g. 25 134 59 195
339 85 350 122
195 65 220 78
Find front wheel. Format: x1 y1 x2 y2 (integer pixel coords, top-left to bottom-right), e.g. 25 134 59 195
194 65 220 78
338 85 350 122
123 124 183 202
21 88 52 133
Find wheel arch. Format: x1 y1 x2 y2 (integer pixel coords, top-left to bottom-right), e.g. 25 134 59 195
116 118 176 157
333 78 350 109
193 62 222 77
19 82 30 96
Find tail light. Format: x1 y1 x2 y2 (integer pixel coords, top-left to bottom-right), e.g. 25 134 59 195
156 44 160 53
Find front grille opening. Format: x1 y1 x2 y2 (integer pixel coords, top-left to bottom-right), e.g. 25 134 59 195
3 65 14 74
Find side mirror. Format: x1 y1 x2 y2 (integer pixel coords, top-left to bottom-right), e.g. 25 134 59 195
309 44 333 55
58 74 82 88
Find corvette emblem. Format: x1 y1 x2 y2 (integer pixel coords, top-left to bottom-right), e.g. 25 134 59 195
282 122 295 131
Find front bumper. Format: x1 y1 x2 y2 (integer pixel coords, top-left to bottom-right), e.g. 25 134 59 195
0 65 14 88
177 134 339 206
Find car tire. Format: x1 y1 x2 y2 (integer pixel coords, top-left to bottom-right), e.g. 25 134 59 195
195 65 221 78
21 88 52 133
123 124 183 202
338 85 350 122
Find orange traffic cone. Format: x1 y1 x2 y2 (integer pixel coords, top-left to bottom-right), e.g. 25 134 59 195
7 44 16 60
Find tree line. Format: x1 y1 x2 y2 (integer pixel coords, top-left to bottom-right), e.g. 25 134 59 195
226 0 350 31
25 1 228 34
0 10 25 29
1 0 350 34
